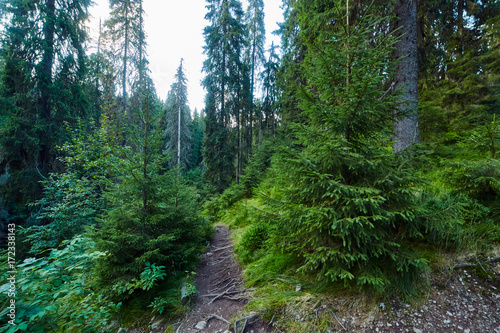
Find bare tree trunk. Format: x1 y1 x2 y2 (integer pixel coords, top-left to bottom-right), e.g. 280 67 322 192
393 0 419 152
178 77 181 166
123 0 129 119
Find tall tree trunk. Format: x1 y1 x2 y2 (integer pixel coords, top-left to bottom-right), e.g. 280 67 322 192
177 77 181 166
393 0 419 152
139 0 144 113
250 24 256 158
457 0 464 56
123 1 129 119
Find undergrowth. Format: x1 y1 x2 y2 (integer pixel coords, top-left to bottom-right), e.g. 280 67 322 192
210 144 500 332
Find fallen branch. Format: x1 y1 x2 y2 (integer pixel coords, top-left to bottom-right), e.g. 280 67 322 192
206 314 230 324
452 256 500 270
208 285 236 304
212 245 232 252
329 309 346 331
234 313 259 333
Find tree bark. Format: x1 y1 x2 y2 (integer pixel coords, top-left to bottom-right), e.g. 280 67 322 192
393 0 420 152
123 0 129 119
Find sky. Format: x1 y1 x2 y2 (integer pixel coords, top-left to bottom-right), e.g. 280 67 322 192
87 0 284 113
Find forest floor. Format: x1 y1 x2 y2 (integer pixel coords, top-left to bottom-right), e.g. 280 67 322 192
156 225 271 333
131 226 499 333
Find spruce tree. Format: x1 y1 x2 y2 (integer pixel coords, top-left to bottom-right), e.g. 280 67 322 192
91 97 207 292
263 0 428 293
0 0 92 219
164 60 192 168
245 0 266 156
189 108 204 170
202 0 247 190
418 0 499 142
103 0 147 121
259 42 280 141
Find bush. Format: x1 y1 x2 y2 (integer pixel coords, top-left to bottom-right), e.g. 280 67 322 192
442 159 500 199
0 238 121 333
236 223 271 263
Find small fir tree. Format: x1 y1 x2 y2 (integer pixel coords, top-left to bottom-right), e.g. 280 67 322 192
91 100 209 294
262 0 428 293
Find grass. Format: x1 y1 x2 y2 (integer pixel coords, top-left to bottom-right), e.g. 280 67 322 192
213 157 500 331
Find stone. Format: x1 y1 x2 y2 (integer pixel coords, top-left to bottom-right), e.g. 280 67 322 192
151 320 162 330
195 321 207 330
181 283 196 305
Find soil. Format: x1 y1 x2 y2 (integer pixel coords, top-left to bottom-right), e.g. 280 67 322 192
341 260 500 332
266 259 500 333
170 225 271 333
126 227 499 333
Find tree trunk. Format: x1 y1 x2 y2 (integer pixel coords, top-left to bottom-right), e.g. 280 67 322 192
393 0 420 152
177 78 181 166
123 1 129 119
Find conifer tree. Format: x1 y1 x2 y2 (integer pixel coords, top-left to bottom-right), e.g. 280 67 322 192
103 0 147 120
275 0 306 136
165 60 192 168
263 0 428 292
189 108 204 170
202 0 247 190
259 42 280 141
0 0 92 217
245 0 266 155
92 95 207 290
418 0 499 141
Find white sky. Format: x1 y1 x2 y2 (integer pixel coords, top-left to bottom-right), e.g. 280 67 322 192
87 0 283 112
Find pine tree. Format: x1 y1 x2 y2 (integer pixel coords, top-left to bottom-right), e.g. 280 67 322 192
202 0 247 190
164 60 192 168
245 0 266 156
103 0 147 121
263 0 428 293
0 0 93 219
92 95 207 290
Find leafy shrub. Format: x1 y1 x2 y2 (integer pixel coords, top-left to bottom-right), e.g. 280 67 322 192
22 118 124 254
0 238 121 333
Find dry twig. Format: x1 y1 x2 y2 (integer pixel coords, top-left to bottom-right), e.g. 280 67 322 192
329 309 346 331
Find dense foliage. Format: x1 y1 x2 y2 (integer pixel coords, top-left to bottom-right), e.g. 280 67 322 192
1 0 499 331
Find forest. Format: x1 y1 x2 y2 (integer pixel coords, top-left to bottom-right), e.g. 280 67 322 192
0 0 499 332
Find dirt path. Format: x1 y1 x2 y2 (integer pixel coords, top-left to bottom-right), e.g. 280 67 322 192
175 225 271 333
